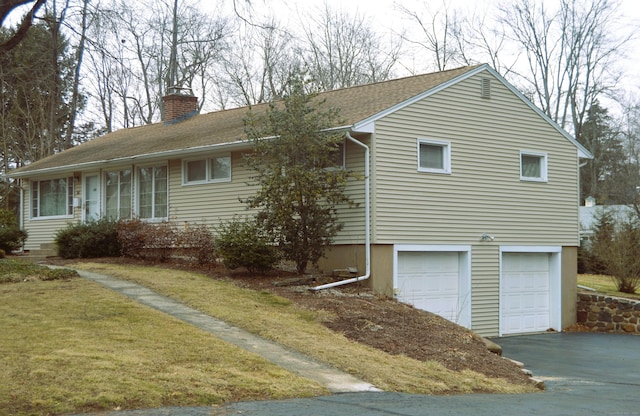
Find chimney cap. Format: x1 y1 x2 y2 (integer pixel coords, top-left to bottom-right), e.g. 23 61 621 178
166 86 194 96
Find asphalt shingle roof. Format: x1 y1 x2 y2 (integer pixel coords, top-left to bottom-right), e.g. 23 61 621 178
9 65 481 176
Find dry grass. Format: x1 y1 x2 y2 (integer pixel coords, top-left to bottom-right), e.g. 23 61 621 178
0 277 325 416
71 262 536 395
578 273 640 300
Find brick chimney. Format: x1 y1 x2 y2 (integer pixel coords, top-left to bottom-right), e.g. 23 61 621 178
162 87 198 123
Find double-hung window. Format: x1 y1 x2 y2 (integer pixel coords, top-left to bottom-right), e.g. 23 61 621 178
418 139 451 174
183 154 231 185
105 169 132 220
31 177 74 218
138 165 168 219
520 151 548 182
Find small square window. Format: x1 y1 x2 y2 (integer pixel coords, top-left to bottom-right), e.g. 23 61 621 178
520 151 547 182
418 139 451 174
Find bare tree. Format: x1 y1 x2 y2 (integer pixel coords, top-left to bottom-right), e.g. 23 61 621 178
81 0 229 128
300 2 400 90
499 0 631 137
616 98 640 210
446 6 520 77
397 0 459 71
214 17 299 107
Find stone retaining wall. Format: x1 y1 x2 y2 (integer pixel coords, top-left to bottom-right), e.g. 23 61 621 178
577 292 640 333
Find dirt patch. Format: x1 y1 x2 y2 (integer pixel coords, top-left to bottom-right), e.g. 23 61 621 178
45 257 537 390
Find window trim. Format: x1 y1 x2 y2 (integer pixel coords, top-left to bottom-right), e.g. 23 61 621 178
136 163 169 221
182 153 232 185
30 176 75 219
417 138 451 174
520 150 548 182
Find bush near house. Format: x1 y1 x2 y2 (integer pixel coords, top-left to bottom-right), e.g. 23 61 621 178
116 219 216 264
55 219 121 259
175 223 216 265
0 209 27 254
586 210 640 294
115 218 148 258
216 216 279 274
137 221 177 262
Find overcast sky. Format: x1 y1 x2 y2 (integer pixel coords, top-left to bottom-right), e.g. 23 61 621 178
216 0 640 101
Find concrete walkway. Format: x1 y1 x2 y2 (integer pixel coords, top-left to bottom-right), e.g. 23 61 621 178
74 269 379 394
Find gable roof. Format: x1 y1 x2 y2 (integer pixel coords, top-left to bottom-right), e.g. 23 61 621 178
7 64 591 178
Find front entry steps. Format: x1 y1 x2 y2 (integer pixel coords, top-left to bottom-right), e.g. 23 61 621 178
12 243 56 263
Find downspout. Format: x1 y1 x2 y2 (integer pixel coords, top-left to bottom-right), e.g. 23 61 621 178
311 132 370 291
17 179 25 253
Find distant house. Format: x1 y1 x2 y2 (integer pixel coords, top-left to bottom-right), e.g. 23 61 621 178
6 64 592 337
579 201 636 242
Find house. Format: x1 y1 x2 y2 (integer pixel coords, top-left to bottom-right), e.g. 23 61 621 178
579 200 636 243
6 64 592 337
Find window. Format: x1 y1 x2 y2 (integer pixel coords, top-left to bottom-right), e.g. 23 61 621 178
105 169 132 220
186 160 207 182
138 165 168 219
32 177 74 218
183 154 231 184
328 140 345 169
520 151 548 182
210 156 231 180
418 139 451 174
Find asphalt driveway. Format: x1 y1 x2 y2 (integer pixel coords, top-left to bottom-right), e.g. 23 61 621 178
73 332 640 416
211 333 640 416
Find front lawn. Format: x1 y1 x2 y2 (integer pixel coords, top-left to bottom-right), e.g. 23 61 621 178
70 262 535 395
578 273 640 300
1 259 535 415
0 267 323 415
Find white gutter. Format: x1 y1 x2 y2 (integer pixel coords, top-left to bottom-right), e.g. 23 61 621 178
311 131 370 291
5 139 254 179
5 128 358 180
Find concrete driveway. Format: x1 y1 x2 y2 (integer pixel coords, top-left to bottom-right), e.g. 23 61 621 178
74 333 639 416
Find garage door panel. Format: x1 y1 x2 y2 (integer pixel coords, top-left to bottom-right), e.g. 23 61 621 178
501 253 551 335
398 252 459 273
397 251 463 325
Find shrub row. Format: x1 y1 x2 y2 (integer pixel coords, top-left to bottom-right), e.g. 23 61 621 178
54 217 278 272
116 219 215 264
55 218 121 259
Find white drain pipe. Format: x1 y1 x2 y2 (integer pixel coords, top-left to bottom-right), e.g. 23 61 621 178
311 132 370 291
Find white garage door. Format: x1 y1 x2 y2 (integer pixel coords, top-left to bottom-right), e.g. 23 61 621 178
397 251 467 326
501 252 551 335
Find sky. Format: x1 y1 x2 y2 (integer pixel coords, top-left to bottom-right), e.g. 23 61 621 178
217 0 640 105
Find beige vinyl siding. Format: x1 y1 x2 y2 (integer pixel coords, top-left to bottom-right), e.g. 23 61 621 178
333 137 368 244
21 178 81 251
470 245 501 336
168 143 367 242
168 152 256 225
372 70 580 247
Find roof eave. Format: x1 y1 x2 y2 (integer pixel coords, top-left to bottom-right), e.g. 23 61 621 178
5 139 253 179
